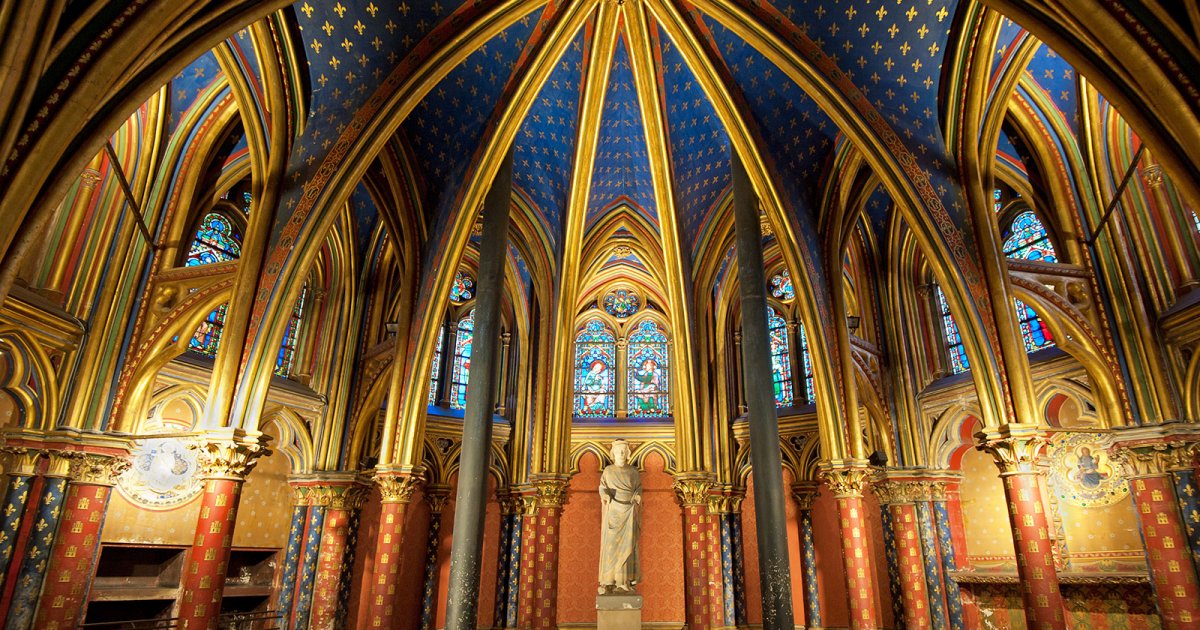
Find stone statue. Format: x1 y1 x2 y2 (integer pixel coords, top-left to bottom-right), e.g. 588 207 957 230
598 439 642 594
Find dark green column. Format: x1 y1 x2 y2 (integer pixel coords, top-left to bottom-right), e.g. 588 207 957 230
731 152 796 629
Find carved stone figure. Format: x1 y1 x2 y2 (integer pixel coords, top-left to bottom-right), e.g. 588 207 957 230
598 439 642 594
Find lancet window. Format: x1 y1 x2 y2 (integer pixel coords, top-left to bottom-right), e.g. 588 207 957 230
189 304 228 357
626 320 670 417
274 284 308 377
936 286 970 374
1002 210 1058 263
574 318 617 417
734 271 815 411
571 310 671 419
1015 299 1055 353
768 306 793 407
450 309 475 410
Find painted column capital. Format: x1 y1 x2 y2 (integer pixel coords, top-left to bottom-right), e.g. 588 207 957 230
497 489 523 515
424 484 452 514
790 481 820 510
532 475 571 508
819 460 873 498
1112 422 1200 477
672 472 714 507
872 479 919 505
706 485 745 514
373 467 424 504
190 430 270 481
65 452 130 486
294 475 372 510
975 423 1046 474
0 446 42 475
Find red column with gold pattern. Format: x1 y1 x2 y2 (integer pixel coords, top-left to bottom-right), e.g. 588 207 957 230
874 481 932 630
309 477 370 630
365 468 423 628
822 464 881 630
978 425 1065 630
674 474 714 630
177 431 267 629
517 477 568 629
33 452 129 629
1115 433 1200 629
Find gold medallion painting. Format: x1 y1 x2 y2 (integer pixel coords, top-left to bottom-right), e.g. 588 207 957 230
1048 432 1129 508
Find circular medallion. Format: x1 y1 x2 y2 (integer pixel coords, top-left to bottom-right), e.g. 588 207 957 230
117 437 202 509
1047 432 1128 508
603 288 640 318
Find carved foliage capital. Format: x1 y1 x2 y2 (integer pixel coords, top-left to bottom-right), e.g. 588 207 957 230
1113 441 1193 478
67 453 131 486
424 485 452 514
0 447 42 476
299 481 371 510
534 477 570 508
190 433 269 481
821 466 873 498
374 471 424 504
976 425 1046 474
790 482 820 510
672 474 714 507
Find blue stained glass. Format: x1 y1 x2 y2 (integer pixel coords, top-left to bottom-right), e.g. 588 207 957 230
189 304 228 357
574 319 617 417
1015 299 1055 353
450 310 474 410
603 288 640 318
1002 211 1058 263
767 307 793 407
770 270 796 300
798 324 815 403
993 188 1003 213
936 287 970 374
627 320 670 417
1192 210 1200 234
186 212 242 266
450 271 475 303
242 191 252 214
275 285 308 377
429 330 444 405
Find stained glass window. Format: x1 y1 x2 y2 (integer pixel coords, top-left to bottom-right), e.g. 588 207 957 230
186 212 242 266
573 319 617 417
241 191 252 214
1192 210 1200 234
1002 211 1058 263
429 329 444 405
626 320 670 417
449 310 475 410
936 287 970 374
189 304 228 357
603 288 640 318
770 270 796 300
450 271 475 303
993 188 1003 213
798 324 815 403
1015 299 1055 353
767 307 793 407
274 285 308 377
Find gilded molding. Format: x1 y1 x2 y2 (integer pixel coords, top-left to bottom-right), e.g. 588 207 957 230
66 452 131 486
976 424 1046 474
672 473 714 507
188 431 269 481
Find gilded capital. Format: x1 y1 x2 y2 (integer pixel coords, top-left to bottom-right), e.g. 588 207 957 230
302 480 371 510
976 424 1046 474
0 447 43 476
672 473 714 507
820 463 873 498
790 482 820 510
191 432 270 481
1113 442 1191 478
533 476 570 508
67 453 131 486
425 485 452 514
497 491 522 515
872 480 917 505
374 469 424 504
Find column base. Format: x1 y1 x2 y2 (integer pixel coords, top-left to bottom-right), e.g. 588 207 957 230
596 593 643 630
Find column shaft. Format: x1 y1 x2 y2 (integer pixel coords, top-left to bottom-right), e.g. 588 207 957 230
4 472 69 630
1130 474 1200 628
177 477 244 628
730 508 748 625
731 152 794 629
1171 469 1200 568
823 468 881 630
292 507 326 628
889 503 932 629
517 480 567 630
275 505 308 622
675 476 714 630
312 506 355 629
914 501 949 630
878 506 907 626
444 148 513 630
0 472 34 595
1000 472 1065 630
366 471 422 628
504 511 523 628
799 509 821 627
930 496 966 627
419 494 448 630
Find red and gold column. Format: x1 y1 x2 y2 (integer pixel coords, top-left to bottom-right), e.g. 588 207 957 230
674 473 714 630
177 431 267 629
874 481 932 629
365 468 423 628
517 477 568 630
309 477 370 630
822 464 881 630
34 452 129 629
1114 433 1200 629
978 425 1065 630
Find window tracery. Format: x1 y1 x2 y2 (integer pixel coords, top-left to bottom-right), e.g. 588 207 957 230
1002 210 1058 263
450 271 475 303
603 288 640 318
186 212 242 267
770 270 795 300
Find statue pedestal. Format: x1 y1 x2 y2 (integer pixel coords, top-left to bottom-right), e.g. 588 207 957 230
596 593 643 630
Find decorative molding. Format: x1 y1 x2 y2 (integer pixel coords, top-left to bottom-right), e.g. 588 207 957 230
976 424 1046 474
374 469 424 504
819 462 873 498
189 431 269 481
66 452 130 486
672 473 713 507
0 447 42 475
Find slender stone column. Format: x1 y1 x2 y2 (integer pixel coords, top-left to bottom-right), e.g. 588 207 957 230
177 431 267 629
977 425 1065 630
420 486 451 630
366 469 423 628
1113 436 1200 629
791 483 822 628
4 452 71 630
0 447 40 596
275 487 310 626
707 488 742 628
445 148 513 630
34 453 129 630
674 473 715 630
1173 465 1200 568
291 503 325 629
493 492 521 628
516 478 568 630
310 479 370 630
822 465 881 630
927 479 966 628
731 152 795 629
913 496 949 630
874 480 931 630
